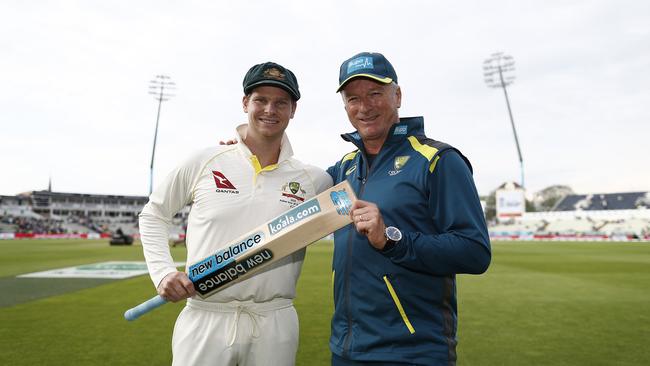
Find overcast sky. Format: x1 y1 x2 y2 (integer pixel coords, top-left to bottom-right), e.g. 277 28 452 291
1 0 648 198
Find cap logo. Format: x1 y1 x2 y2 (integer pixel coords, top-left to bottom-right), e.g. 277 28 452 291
263 67 285 80
347 56 374 74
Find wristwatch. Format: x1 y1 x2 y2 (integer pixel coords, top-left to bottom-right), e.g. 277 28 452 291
382 226 402 252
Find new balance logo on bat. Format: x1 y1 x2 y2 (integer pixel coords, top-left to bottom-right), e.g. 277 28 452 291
194 248 274 295
188 232 265 282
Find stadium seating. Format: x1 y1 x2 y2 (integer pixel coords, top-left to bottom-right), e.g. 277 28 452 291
545 218 595 233
2 188 647 241
0 223 17 233
601 218 650 237
490 189 650 241
554 192 649 211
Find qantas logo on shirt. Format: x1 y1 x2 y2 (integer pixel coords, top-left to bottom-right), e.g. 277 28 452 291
212 171 239 194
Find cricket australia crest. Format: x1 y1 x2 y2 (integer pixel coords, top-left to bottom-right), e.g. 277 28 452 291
264 67 285 80
280 181 306 207
389 156 410 176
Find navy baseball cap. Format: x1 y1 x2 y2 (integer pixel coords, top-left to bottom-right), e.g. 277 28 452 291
336 52 398 92
243 62 301 100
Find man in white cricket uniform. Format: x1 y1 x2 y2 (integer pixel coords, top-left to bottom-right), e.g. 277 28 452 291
139 62 332 366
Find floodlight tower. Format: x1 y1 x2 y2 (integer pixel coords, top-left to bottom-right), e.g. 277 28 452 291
483 52 524 188
148 75 176 195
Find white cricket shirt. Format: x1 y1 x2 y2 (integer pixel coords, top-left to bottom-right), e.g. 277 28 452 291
139 124 332 302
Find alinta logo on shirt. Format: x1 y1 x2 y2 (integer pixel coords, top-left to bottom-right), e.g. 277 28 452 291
212 171 239 194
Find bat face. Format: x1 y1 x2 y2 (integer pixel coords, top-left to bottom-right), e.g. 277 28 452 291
188 231 265 281
187 181 356 298
194 248 274 295
330 190 353 215
267 199 322 235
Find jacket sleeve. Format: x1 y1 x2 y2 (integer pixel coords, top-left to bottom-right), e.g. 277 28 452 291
383 150 491 275
139 153 202 288
326 162 340 183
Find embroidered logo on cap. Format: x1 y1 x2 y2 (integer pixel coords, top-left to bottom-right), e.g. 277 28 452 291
347 57 374 73
263 67 285 80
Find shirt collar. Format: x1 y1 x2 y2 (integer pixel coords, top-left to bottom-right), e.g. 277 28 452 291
235 123 294 163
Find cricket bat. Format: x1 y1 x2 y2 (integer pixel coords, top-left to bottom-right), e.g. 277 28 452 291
124 180 356 321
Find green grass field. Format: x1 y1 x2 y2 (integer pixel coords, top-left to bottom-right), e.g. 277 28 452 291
1 239 649 365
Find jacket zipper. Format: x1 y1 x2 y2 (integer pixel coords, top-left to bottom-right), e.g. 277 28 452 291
383 275 416 334
342 149 371 357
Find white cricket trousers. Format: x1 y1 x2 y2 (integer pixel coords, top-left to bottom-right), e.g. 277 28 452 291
171 298 299 366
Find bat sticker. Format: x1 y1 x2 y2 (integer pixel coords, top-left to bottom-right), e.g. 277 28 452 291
267 200 321 235
330 190 353 216
194 249 274 295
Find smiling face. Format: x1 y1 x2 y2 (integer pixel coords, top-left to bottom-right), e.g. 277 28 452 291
243 85 297 141
341 78 401 154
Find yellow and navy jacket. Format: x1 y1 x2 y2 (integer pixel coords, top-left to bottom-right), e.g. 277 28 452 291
327 117 491 365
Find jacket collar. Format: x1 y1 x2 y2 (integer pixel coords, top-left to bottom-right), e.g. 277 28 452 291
341 116 425 149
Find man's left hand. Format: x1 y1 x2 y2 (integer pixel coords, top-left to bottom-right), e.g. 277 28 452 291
350 200 387 250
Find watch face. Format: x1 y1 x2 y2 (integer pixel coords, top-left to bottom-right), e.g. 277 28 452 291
386 226 402 241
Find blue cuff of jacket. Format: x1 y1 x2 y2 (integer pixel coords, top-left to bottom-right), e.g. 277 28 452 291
380 236 408 258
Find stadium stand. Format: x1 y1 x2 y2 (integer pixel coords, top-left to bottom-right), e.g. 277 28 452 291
554 192 649 211
0 190 187 239
544 217 595 233
0 222 17 233
600 218 650 238
490 190 650 241
2 187 646 241
487 220 546 234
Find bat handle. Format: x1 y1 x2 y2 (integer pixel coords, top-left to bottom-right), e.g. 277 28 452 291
124 295 168 321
